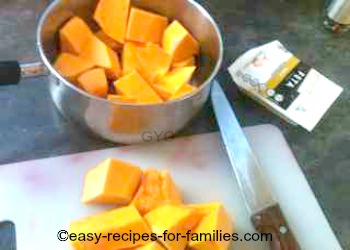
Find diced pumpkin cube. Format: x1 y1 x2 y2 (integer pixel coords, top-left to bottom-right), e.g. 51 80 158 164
126 8 168 44
136 44 172 83
107 95 137 103
150 85 172 100
153 66 196 99
172 56 196 68
132 169 182 215
107 48 123 80
95 30 123 50
71 241 85 250
188 203 234 250
162 20 200 63
59 16 94 55
114 71 163 104
80 35 112 68
81 158 141 205
168 83 197 101
80 35 121 80
144 205 202 250
54 53 94 81
93 0 131 43
77 68 108 98
136 241 165 250
122 42 142 76
187 202 225 220
70 205 151 250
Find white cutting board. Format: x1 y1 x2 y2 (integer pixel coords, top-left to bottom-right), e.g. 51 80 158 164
0 125 341 250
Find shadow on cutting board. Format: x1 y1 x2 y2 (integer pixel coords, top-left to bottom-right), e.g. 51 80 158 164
0 221 16 250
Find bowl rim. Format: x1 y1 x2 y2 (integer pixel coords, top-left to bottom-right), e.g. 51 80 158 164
37 0 224 107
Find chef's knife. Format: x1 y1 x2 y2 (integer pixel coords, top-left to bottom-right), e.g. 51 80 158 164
211 81 298 250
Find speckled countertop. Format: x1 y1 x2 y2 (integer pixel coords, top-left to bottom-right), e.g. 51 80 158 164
0 0 349 249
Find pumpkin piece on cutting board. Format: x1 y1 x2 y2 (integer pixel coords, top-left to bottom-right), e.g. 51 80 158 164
136 44 172 84
77 68 109 98
81 158 141 205
172 56 196 69
59 16 94 55
152 66 196 100
70 205 151 250
162 20 200 63
114 71 163 104
80 35 122 80
188 203 234 250
93 0 131 43
168 83 197 101
107 95 137 103
187 202 225 217
132 169 182 215
54 53 94 81
134 241 166 250
126 7 168 44
95 30 123 51
144 205 202 250
122 42 142 76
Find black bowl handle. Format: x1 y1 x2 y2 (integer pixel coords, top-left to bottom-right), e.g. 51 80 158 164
0 61 21 85
0 61 47 85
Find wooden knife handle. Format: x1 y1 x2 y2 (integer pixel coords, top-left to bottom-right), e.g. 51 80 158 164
251 205 299 250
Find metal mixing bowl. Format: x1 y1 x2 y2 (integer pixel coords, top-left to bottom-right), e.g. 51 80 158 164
37 0 223 144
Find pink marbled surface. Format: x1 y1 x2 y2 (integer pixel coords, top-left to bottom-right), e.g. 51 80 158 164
0 132 263 250
0 126 335 250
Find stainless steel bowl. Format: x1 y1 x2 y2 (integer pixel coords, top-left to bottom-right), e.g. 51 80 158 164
33 0 223 144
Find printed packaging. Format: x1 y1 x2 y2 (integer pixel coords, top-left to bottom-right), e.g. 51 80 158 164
228 40 343 131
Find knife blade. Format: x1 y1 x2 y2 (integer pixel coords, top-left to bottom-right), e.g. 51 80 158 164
211 81 298 250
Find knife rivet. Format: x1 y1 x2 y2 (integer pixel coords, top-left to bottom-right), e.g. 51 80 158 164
280 226 288 234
